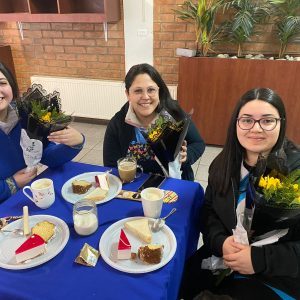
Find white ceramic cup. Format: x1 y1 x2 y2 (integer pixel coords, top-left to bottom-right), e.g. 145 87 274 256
141 187 164 219
23 178 55 209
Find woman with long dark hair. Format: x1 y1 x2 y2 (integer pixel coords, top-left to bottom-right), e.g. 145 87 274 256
179 88 300 299
0 62 84 202
103 63 205 180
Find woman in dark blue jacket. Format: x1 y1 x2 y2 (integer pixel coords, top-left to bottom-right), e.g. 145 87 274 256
103 63 205 181
0 62 84 202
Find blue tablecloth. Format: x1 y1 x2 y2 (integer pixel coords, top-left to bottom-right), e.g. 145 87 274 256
0 161 204 300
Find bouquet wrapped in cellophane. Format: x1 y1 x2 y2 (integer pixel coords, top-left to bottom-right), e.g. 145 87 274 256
246 151 300 241
140 109 191 177
17 84 73 146
16 84 73 171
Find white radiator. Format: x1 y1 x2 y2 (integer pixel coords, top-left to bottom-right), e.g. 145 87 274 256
30 75 178 120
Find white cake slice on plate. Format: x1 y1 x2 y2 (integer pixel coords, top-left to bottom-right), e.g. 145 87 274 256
84 187 107 201
95 174 109 191
124 218 152 244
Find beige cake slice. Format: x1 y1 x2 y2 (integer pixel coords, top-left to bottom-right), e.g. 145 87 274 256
31 221 55 243
124 218 152 244
84 187 107 201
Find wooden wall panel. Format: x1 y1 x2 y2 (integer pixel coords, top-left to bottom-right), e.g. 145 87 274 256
178 57 300 146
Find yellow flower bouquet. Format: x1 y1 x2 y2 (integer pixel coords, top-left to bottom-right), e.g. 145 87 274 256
141 109 190 172
17 84 72 146
249 167 300 239
258 170 300 208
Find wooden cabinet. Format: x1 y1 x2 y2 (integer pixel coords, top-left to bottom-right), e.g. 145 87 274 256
0 45 16 78
178 57 300 146
0 0 120 22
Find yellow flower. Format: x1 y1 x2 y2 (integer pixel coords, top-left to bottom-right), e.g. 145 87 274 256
293 184 298 191
41 112 52 122
258 176 267 188
265 176 281 190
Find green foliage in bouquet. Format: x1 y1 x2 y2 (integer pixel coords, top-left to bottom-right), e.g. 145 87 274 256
258 169 300 207
31 101 72 125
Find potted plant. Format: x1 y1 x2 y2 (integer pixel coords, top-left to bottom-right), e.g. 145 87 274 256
175 1 300 146
222 0 270 57
268 0 300 58
173 0 225 56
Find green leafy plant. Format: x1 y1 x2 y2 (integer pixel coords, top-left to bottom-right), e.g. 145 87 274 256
174 0 225 56
268 0 300 58
222 0 270 57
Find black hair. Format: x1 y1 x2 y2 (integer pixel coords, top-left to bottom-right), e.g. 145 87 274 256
124 63 185 121
0 62 19 99
212 87 287 194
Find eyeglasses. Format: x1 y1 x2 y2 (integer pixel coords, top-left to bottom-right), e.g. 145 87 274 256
131 87 159 97
237 117 281 131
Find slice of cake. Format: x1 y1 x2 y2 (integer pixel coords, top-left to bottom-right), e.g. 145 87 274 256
124 218 152 244
138 244 164 264
84 187 107 201
117 229 131 260
95 174 109 191
72 180 92 194
31 221 55 243
15 234 46 263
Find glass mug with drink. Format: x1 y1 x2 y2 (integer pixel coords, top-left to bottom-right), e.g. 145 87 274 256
117 157 143 183
73 199 98 236
23 178 55 209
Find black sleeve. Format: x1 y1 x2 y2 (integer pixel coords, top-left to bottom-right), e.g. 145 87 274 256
184 120 205 166
202 178 229 257
252 225 300 277
103 118 123 167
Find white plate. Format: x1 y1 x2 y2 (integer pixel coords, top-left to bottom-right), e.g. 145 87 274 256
99 217 177 273
61 172 122 205
0 215 69 270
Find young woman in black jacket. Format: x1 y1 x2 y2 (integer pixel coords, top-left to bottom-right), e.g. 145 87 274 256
179 88 300 299
103 63 205 181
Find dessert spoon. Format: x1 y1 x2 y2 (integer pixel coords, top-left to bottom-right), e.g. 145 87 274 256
0 228 24 236
152 208 177 232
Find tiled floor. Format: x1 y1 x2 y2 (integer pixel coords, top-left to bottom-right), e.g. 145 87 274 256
39 121 223 191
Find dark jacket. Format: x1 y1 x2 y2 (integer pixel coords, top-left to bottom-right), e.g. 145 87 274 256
202 140 300 298
103 102 205 181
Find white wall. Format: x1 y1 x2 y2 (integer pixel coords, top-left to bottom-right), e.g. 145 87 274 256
123 0 153 73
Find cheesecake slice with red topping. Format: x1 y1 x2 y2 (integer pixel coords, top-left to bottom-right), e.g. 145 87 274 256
15 234 46 263
117 229 131 260
95 174 109 191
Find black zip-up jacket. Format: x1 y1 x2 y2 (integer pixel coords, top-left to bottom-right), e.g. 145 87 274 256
202 140 300 298
103 102 205 181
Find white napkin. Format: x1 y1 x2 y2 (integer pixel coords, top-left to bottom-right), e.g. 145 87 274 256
168 154 182 179
20 129 43 172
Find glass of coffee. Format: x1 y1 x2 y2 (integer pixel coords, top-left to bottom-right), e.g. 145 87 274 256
117 157 143 183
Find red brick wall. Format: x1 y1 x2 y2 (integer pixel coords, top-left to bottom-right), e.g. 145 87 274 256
0 20 125 92
0 0 299 91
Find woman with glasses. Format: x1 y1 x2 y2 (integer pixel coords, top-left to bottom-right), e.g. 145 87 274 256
103 63 205 180
179 88 300 299
0 62 84 202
